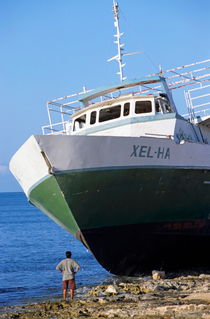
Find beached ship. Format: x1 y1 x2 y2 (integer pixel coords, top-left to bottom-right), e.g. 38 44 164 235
10 2 210 275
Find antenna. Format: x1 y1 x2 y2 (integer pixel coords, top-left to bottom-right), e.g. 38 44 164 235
107 1 125 82
108 1 142 82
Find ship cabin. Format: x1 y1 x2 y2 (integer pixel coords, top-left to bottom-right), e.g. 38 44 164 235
43 76 206 143
70 76 203 143
71 93 174 138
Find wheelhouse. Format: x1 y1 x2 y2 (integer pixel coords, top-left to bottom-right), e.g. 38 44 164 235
42 76 177 136
72 94 173 133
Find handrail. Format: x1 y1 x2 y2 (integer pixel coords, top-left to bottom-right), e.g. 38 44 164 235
42 59 210 135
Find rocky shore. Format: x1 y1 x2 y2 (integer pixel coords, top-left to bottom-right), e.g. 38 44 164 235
1 272 210 319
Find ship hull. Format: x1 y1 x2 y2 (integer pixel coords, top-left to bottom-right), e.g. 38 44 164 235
81 222 210 275
10 135 210 275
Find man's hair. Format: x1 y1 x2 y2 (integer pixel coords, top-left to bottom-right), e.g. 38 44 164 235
66 251 72 258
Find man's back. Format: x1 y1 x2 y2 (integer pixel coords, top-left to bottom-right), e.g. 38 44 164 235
56 257 80 280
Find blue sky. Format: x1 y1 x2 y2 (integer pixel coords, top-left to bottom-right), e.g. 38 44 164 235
0 0 210 192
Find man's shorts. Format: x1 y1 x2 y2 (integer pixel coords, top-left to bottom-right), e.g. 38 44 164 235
62 279 76 290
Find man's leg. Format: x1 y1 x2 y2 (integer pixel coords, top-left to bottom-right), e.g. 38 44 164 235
70 279 76 300
63 289 67 300
70 288 74 300
62 281 67 300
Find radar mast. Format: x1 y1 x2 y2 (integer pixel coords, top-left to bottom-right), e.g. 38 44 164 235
108 1 126 82
108 1 142 82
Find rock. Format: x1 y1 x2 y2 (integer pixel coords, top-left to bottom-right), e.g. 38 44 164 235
97 298 107 304
153 285 165 291
199 274 210 279
105 285 117 294
152 270 166 280
3 272 210 319
184 292 210 303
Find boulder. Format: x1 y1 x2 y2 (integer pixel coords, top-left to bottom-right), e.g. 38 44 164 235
152 270 166 280
105 285 117 294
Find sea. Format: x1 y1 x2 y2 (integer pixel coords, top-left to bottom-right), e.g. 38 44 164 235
0 192 113 306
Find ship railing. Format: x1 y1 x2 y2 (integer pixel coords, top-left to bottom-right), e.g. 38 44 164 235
42 121 71 135
182 83 210 123
41 81 165 135
42 58 210 134
182 108 210 118
148 59 210 89
42 88 93 135
147 58 210 122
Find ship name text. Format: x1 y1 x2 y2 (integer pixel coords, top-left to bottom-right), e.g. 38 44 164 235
130 145 170 160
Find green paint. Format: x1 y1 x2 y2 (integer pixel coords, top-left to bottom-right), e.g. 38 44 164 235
29 175 80 236
28 167 210 234
54 167 210 230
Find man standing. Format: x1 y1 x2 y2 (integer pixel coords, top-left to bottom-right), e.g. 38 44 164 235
56 251 80 300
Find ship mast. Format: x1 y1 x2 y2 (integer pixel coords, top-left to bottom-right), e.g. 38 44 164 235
108 1 126 82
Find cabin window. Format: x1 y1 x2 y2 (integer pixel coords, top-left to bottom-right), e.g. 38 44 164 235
164 103 172 113
73 114 86 131
123 103 130 116
155 100 161 113
90 111 97 125
135 101 152 114
99 105 121 122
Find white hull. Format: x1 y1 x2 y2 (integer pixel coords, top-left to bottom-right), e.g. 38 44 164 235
10 134 210 196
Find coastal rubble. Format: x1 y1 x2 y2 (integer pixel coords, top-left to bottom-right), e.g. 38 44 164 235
1 272 210 318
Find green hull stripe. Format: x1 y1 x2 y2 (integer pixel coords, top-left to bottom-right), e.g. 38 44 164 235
27 174 51 197
29 175 80 236
54 167 210 229
28 167 210 234
54 164 210 175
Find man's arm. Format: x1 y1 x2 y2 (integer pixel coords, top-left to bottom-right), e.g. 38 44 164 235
73 260 80 273
74 265 80 273
56 261 64 273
